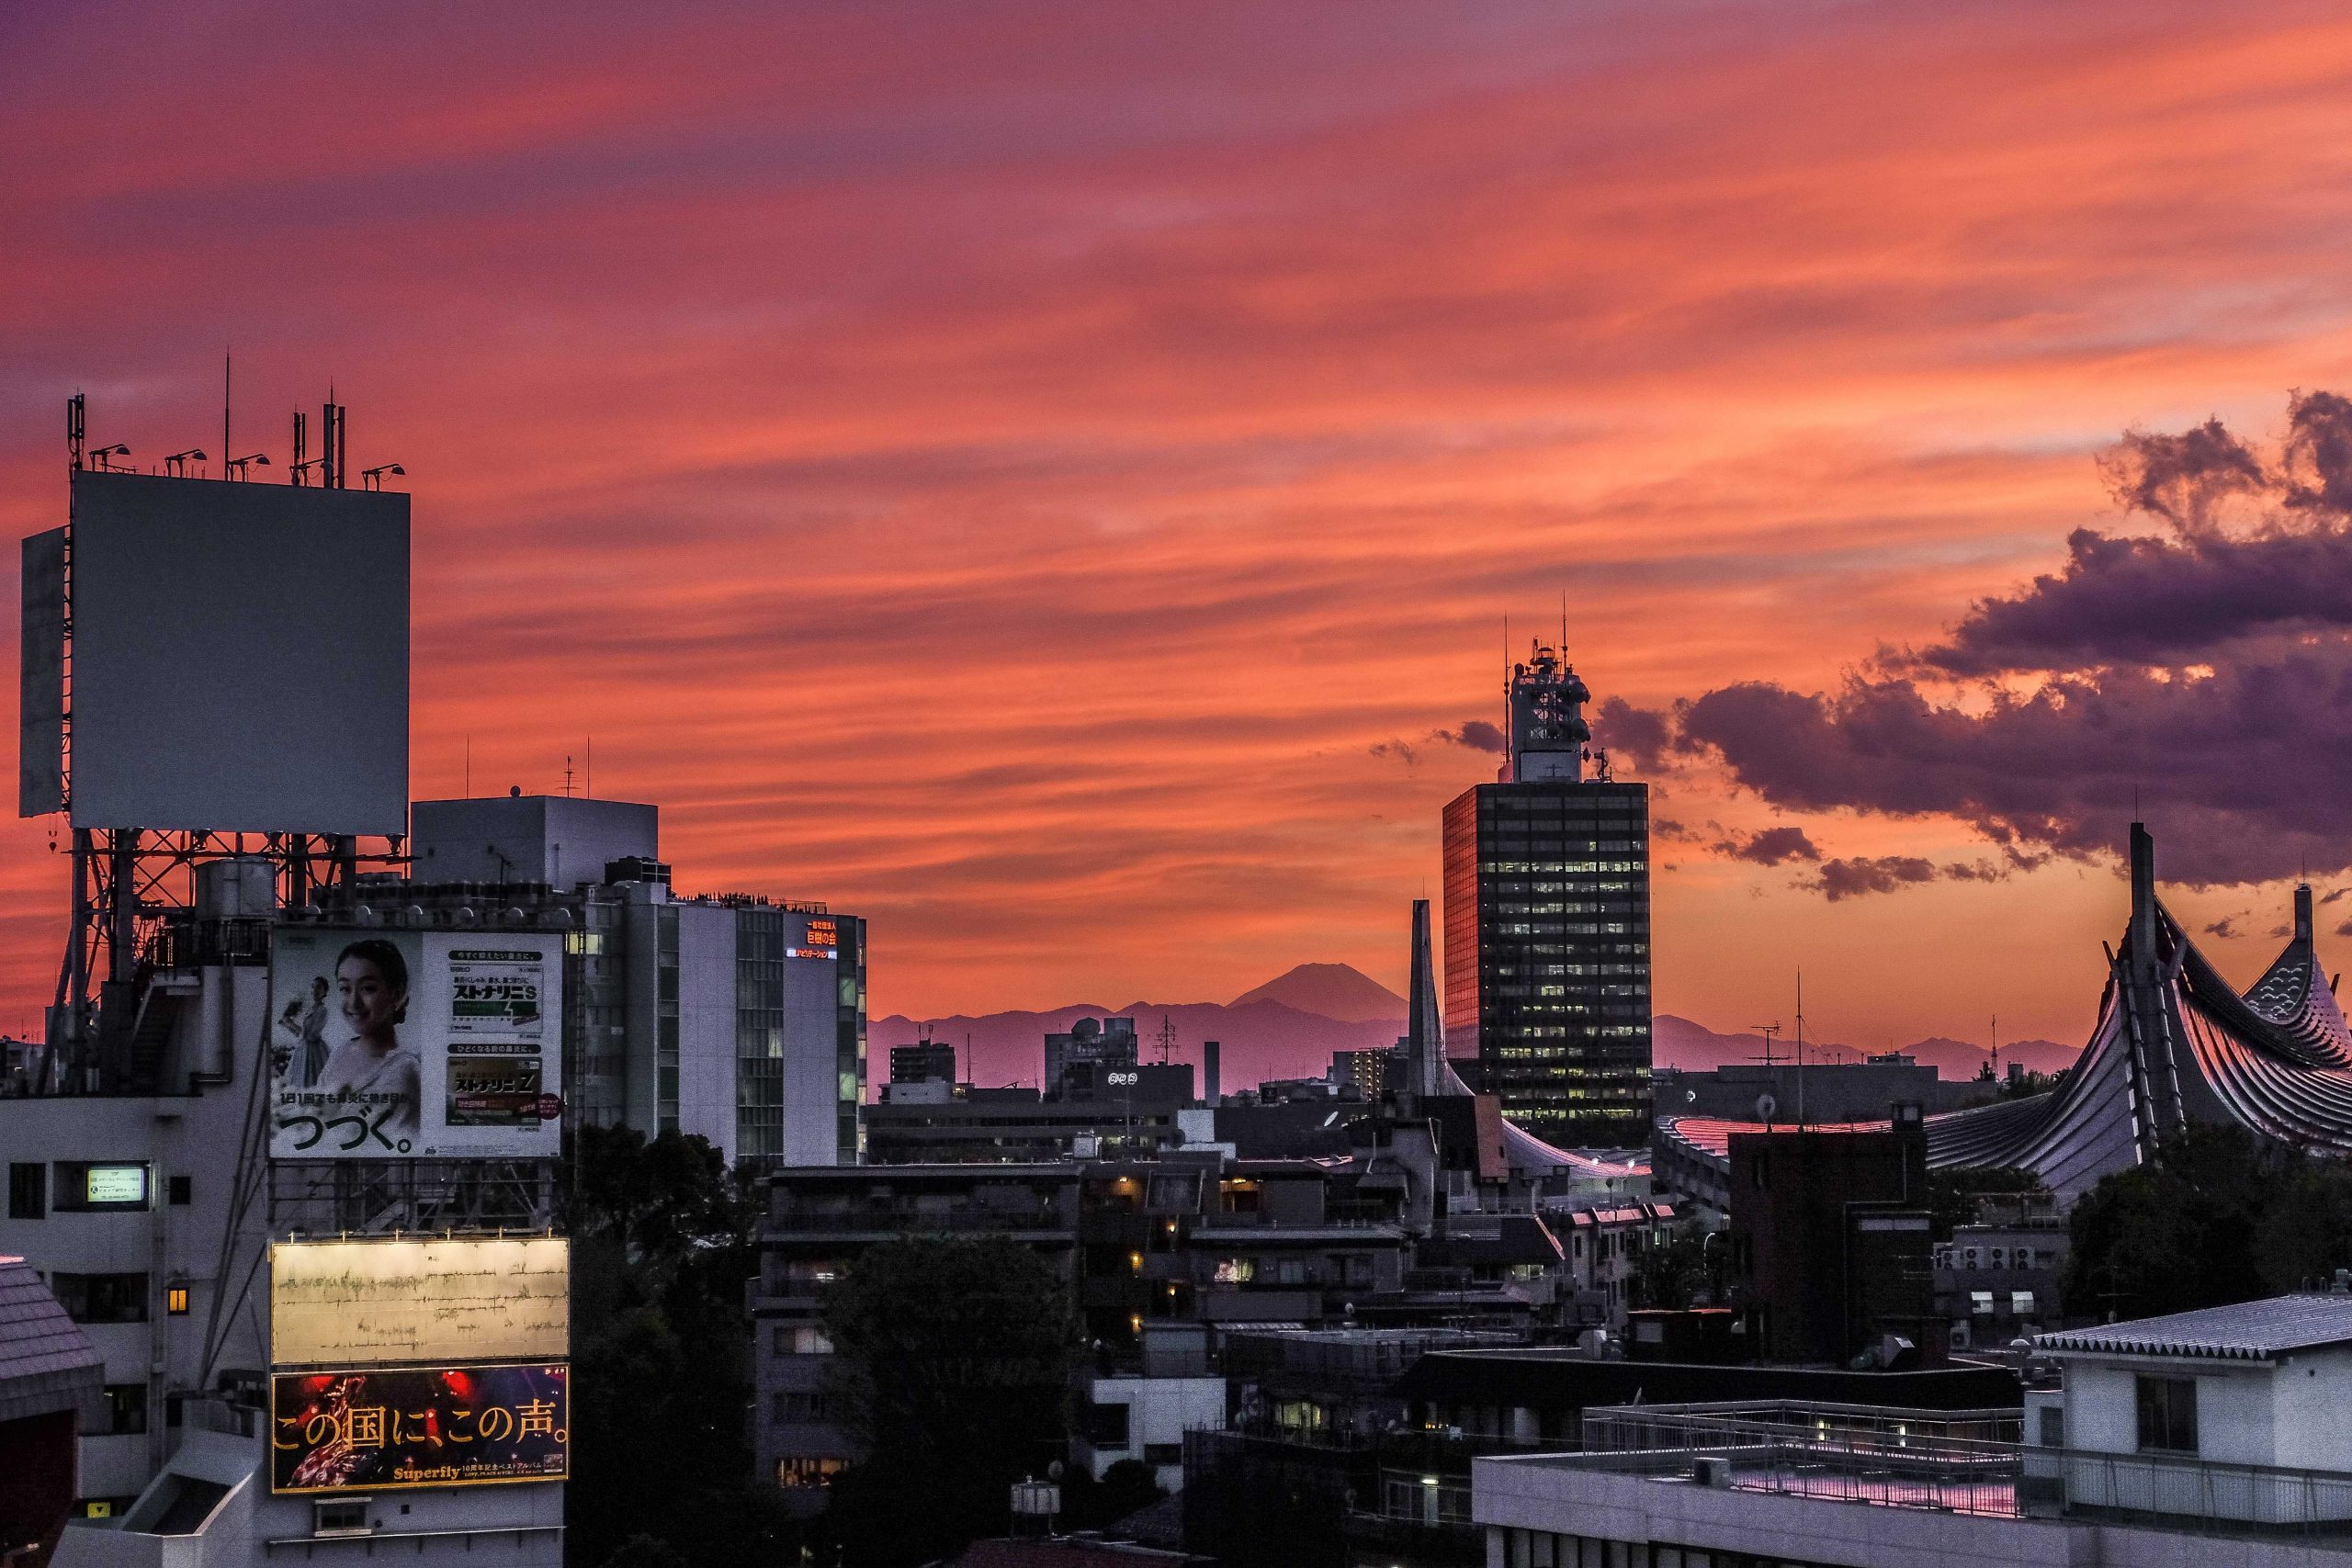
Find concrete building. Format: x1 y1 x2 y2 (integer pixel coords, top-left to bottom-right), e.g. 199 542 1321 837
1935 1191 2069 1353
1725 1115 1937 1366
400 795 866 1166
1465 1294 2352 1568
1442 645 1651 1144
1077 1373 1227 1491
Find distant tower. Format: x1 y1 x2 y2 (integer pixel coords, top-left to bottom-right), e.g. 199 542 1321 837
1443 642 1652 1144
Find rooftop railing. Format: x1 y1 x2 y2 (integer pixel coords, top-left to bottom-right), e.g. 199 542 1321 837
1541 1402 2352 1544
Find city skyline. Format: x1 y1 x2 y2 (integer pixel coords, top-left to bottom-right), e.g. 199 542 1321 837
8 2 2352 1052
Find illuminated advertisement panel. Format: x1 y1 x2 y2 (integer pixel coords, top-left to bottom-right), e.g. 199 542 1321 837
270 1237 569 1368
267 928 563 1159
270 1363 568 1493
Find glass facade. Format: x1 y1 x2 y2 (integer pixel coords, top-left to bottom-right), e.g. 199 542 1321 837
1442 779 1651 1143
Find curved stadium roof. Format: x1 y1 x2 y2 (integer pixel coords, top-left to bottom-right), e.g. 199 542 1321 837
1664 824 2352 1200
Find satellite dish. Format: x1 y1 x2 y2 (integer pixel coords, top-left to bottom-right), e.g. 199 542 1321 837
1685 1089 1698 1104
1755 1092 1779 1122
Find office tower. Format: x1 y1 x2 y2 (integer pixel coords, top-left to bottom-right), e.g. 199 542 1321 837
1442 643 1651 1143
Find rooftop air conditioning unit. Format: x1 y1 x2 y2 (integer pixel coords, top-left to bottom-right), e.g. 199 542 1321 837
1692 1455 1733 1489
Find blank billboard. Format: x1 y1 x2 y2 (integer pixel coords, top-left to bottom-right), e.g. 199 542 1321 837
271 1237 569 1368
17 527 64 817
69 471 407 835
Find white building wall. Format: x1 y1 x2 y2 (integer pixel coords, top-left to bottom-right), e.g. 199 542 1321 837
1081 1375 1227 1490
0 964 272 1506
2267 1348 2352 1472
2062 1358 2278 1466
778 919 842 1167
674 904 740 1163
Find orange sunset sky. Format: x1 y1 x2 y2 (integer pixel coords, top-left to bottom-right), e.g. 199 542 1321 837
7 1 2352 1057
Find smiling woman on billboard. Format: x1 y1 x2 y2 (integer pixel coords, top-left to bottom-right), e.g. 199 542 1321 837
312 938 421 1149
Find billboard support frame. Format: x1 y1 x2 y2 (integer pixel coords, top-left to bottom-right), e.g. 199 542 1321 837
51 827 406 1093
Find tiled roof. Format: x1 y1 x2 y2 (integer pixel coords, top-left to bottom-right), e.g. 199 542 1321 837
0 1257 104 1421
2036 1293 2352 1361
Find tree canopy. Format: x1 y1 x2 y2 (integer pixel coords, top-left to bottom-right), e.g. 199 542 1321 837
819 1235 1077 1568
2064 1123 2352 1321
562 1124 788 1567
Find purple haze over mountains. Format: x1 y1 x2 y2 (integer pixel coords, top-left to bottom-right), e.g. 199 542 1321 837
874 964 2079 1093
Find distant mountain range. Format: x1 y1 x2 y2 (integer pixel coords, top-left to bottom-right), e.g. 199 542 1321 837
876 963 2080 1092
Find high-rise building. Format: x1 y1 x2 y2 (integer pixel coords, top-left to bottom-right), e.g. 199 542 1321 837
1442 644 1651 1143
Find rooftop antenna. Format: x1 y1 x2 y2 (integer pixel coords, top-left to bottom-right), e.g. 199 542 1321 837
1750 1021 1781 1068
222 351 231 479
1156 1013 1176 1065
290 411 309 485
68 392 85 470
563 755 574 798
586 736 593 799
1991 1013 1999 1079
464 736 471 798
1794 969 1805 1128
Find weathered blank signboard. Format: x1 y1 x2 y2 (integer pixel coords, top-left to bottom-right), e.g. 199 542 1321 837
17 526 64 818
270 1236 569 1368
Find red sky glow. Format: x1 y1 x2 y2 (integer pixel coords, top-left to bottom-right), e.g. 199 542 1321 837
7 1 2352 1058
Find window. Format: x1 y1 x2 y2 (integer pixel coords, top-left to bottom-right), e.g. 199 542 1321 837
770 1389 831 1424
775 1456 842 1489
2136 1375 2199 1454
313 1498 370 1537
2010 1290 2036 1316
166 1284 190 1316
167 1175 192 1207
51 1272 148 1324
1969 1290 1994 1316
1083 1402 1131 1448
8 1162 43 1219
772 1325 831 1356
2039 1406 2065 1448
51 1163 148 1213
96 1383 148 1436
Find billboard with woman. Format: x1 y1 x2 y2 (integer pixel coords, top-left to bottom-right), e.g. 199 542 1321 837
269 927 563 1160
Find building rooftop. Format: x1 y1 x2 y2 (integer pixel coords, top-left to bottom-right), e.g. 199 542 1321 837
2036 1292 2352 1362
0 1255 105 1422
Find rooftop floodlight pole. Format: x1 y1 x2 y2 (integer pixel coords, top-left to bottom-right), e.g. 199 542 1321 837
360 463 404 491
88 443 129 471
164 447 206 477
224 454 271 481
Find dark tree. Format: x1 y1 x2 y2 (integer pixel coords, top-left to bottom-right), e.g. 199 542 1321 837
562 1125 792 1568
818 1236 1076 1567
1629 1221 1724 1311
1923 1166 2041 1241
2062 1123 2352 1322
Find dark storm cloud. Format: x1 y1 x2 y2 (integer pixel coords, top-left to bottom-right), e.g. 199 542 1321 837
1713 825 1821 865
2283 390 2352 516
1625 396 2352 890
1804 854 2006 901
1912 394 2352 677
2095 416 2267 535
1596 695 1674 772
1430 719 1506 753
